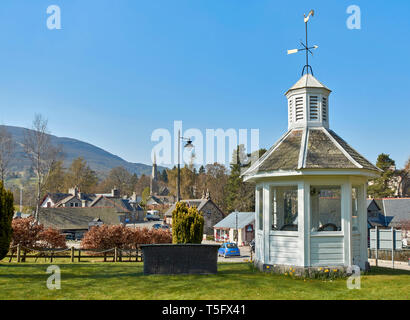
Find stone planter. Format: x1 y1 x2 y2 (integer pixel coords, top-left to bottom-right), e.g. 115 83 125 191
140 244 220 275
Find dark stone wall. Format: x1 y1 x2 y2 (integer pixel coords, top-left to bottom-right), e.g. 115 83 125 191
200 202 225 235
141 244 220 275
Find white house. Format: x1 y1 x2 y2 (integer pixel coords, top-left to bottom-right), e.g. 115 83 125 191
242 73 381 272
213 212 255 246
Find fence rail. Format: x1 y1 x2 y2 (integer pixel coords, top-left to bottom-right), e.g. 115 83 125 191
6 244 144 263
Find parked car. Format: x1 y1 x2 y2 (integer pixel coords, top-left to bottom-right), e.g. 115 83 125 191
152 223 162 229
64 233 75 240
218 242 240 258
161 225 170 230
249 239 255 253
146 210 160 221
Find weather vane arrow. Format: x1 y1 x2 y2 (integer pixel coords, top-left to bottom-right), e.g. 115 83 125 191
287 10 318 76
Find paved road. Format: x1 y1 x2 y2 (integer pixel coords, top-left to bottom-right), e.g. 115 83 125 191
201 240 254 263
368 259 410 271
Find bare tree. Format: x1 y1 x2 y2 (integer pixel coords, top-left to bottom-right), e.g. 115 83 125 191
0 126 15 183
24 114 61 220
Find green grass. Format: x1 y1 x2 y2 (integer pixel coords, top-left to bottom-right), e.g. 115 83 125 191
0 261 409 300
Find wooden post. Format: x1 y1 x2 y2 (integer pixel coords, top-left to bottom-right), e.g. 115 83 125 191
17 244 21 263
78 249 81 262
375 226 378 267
71 247 75 263
114 247 118 262
50 251 53 263
104 251 107 262
392 227 395 269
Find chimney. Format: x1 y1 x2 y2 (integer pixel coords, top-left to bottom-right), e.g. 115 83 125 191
68 186 78 197
112 188 120 198
131 192 137 202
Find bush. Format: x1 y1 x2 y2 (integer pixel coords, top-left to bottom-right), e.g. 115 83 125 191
80 225 172 250
172 202 204 244
11 217 67 250
0 182 14 260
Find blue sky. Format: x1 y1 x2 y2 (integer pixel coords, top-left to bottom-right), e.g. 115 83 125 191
0 0 409 168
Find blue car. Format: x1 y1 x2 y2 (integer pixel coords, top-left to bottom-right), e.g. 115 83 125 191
218 242 240 258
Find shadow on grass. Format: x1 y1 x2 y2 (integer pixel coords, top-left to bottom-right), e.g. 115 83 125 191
366 266 410 276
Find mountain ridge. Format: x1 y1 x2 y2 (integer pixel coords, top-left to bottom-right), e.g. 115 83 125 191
1 125 164 178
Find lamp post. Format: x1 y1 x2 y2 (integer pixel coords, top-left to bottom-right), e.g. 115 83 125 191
177 130 194 202
235 210 238 246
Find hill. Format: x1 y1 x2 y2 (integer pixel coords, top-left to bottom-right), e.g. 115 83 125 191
1 125 163 179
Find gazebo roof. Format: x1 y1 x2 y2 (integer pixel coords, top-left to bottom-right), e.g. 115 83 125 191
244 127 381 176
285 74 331 94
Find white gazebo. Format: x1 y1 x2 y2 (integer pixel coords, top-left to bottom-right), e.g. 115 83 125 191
243 73 381 273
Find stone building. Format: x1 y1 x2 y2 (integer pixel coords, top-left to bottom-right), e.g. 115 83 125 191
165 191 225 235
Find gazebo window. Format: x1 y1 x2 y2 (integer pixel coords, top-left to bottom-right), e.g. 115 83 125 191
270 186 298 231
257 188 263 230
352 187 359 232
310 186 341 232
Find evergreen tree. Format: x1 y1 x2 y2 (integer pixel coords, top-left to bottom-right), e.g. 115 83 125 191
160 169 168 183
0 182 14 261
198 165 205 174
368 153 397 198
172 202 204 244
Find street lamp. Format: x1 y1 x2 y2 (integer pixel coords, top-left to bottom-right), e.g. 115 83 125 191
177 130 194 202
235 210 239 246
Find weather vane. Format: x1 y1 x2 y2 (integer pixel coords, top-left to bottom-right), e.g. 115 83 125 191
287 10 318 76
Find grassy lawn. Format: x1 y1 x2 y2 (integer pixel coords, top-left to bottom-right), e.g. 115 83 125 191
0 261 409 300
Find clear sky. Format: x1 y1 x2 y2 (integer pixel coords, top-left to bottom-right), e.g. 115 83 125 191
0 0 409 168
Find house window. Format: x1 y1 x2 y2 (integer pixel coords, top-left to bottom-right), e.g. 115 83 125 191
352 186 359 232
270 186 298 231
310 186 342 232
257 188 263 230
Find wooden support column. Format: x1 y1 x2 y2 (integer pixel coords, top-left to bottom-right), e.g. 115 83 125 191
263 183 270 265
358 183 368 270
342 181 353 267
300 181 309 267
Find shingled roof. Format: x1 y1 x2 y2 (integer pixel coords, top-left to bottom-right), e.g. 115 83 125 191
38 207 132 231
244 127 381 176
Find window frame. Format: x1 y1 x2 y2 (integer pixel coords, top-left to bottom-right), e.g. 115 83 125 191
309 184 343 235
269 185 299 233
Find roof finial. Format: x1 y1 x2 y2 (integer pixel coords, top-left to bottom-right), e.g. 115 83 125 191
287 10 318 76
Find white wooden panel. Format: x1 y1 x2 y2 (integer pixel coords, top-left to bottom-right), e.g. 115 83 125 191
310 236 344 266
269 235 301 265
352 234 361 266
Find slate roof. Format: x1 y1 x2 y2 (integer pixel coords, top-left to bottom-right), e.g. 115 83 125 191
165 199 209 217
214 212 255 229
38 207 127 230
243 127 380 176
382 198 410 226
366 198 410 228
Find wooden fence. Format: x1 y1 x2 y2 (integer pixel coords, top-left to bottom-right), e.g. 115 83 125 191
6 244 144 263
